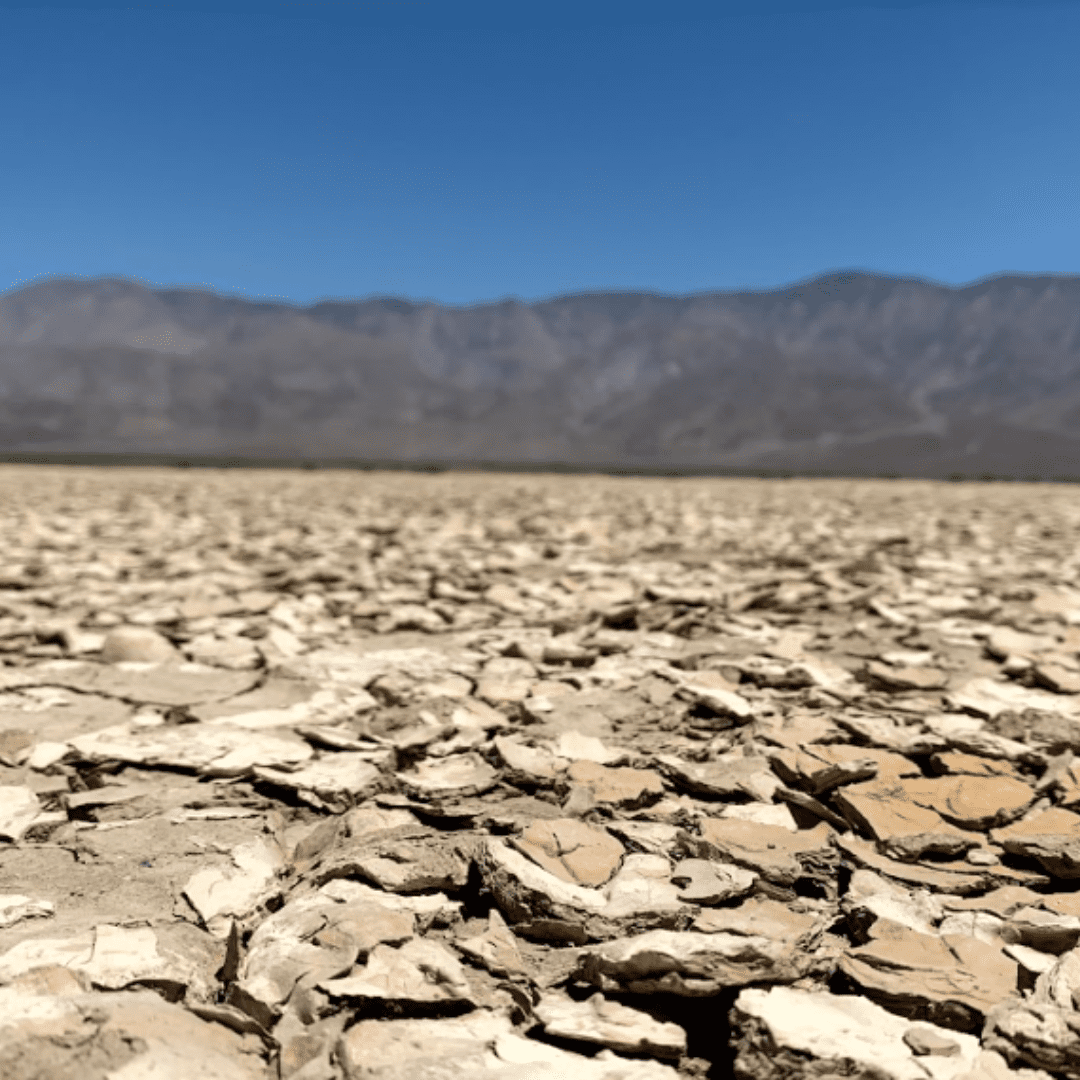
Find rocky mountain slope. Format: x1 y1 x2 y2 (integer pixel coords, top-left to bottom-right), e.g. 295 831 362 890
3 272 1080 476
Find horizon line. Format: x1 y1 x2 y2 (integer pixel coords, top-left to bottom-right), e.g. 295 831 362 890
6 266 1080 311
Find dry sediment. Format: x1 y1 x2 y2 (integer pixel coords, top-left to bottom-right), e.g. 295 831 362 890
2 467 1080 1077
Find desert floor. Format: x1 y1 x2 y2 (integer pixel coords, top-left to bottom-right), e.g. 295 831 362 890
2 466 1080 1079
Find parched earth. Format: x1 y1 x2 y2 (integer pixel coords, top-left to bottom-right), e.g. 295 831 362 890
6 468 1080 1080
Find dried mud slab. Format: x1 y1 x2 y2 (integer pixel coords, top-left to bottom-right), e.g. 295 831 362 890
3 466 1080 1078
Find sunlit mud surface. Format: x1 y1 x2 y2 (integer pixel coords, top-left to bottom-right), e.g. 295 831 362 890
2 466 1080 1080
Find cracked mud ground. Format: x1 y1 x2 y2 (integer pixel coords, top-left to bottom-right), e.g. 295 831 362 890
6 469 1080 1079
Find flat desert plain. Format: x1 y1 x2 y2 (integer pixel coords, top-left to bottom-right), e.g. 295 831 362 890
2 466 1080 1080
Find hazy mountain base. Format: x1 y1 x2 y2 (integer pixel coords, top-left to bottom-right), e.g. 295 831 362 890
5 411 1080 481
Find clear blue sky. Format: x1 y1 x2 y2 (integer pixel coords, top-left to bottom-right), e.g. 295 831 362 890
2 0 1078 306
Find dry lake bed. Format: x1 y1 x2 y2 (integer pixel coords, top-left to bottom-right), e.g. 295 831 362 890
2 465 1080 1079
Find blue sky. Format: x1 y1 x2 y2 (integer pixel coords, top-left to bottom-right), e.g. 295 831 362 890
2 0 1079 306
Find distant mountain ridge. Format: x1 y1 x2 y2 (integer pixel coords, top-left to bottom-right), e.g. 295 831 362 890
3 271 1080 477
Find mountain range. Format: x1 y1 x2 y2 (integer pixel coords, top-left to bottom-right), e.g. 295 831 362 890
3 271 1080 478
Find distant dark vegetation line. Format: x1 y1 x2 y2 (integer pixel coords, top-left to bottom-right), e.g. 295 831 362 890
0 451 1076 484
